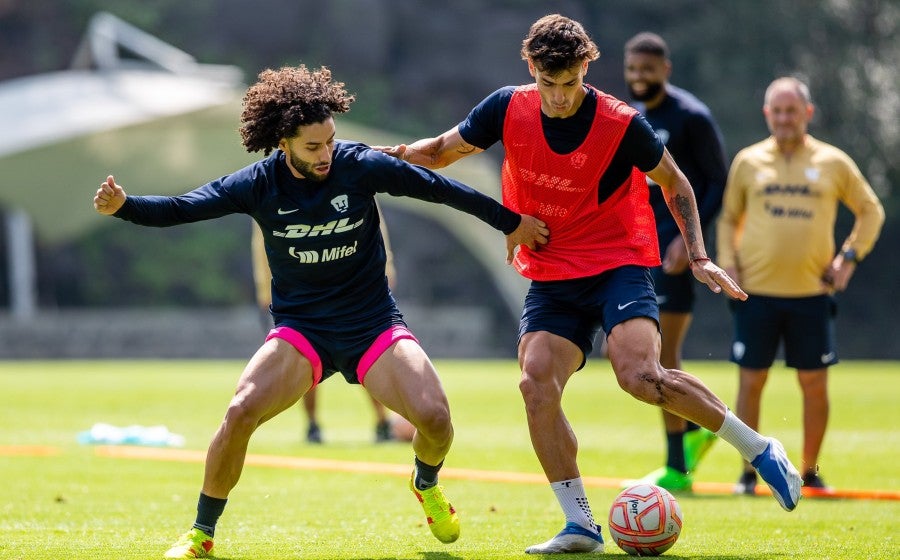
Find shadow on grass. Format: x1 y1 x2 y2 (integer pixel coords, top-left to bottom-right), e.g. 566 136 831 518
418 553 464 560
643 556 790 560
331 554 464 560
522 556 790 560
169 552 791 560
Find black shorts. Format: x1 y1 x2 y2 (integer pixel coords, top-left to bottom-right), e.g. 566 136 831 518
729 294 837 370
650 265 695 313
519 265 659 368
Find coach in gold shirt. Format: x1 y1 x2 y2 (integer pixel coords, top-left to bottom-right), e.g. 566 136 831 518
717 76 884 495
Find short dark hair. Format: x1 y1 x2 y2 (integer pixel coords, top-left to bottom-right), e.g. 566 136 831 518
239 65 355 155
624 32 669 59
521 14 600 75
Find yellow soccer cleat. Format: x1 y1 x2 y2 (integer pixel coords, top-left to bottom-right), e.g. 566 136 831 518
164 527 215 558
409 472 460 543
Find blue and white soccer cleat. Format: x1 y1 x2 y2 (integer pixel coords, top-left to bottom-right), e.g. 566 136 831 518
751 438 802 511
525 522 604 554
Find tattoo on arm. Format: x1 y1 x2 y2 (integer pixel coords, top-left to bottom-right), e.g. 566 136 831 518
674 193 699 248
455 143 477 155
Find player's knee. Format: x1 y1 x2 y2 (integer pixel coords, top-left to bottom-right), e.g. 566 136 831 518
222 395 264 436
519 370 562 416
413 403 452 442
739 370 768 394
615 365 665 405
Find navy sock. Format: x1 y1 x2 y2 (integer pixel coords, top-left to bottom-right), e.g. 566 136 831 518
414 457 443 490
665 432 687 473
193 493 227 537
685 421 701 432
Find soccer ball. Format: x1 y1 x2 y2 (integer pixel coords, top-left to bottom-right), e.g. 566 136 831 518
608 483 683 556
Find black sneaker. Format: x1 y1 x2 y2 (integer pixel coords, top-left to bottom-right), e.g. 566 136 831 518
802 470 831 490
734 470 758 495
375 420 394 442
306 422 323 444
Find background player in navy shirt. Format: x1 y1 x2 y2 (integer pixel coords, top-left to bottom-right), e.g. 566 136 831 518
93 64 548 558
621 32 728 492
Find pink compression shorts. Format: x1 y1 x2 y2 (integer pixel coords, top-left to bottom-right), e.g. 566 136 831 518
265 324 418 387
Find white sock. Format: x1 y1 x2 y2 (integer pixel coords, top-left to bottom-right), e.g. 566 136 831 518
551 478 598 533
716 409 769 462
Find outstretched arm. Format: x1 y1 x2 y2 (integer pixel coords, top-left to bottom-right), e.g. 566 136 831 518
93 175 127 215
647 149 747 301
375 126 483 170
370 149 547 264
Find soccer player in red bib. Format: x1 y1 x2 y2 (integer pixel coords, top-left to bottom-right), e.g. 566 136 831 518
379 14 802 554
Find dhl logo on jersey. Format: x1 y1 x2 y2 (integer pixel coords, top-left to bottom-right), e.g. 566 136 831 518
273 217 364 238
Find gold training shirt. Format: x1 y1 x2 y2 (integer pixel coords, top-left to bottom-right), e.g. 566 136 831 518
717 135 884 297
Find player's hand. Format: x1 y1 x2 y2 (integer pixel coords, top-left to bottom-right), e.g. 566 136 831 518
93 175 127 215
691 259 748 300
724 266 740 286
372 144 408 160
506 214 549 265
662 236 689 274
823 254 856 292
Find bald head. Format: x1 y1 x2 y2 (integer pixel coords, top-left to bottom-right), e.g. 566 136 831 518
763 77 814 153
764 77 811 108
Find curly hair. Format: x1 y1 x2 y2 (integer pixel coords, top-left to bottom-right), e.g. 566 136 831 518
239 65 355 154
520 14 600 75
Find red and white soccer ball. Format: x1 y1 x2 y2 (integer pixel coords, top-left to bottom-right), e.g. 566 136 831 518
608 483 683 556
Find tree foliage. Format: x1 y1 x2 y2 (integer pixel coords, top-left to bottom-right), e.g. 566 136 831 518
2 0 895 195
0 0 896 355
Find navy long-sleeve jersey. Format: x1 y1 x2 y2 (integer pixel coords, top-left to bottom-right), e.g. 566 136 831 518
114 141 520 330
633 85 728 250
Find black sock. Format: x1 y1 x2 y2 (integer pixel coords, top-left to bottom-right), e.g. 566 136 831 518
685 421 701 432
666 432 688 473
193 493 227 537
414 457 443 490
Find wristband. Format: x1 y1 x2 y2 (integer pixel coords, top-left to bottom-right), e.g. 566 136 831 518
690 257 711 267
841 248 860 264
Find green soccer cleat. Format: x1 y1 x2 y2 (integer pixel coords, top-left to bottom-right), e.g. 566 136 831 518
409 473 460 543
622 466 693 492
164 528 214 558
683 427 718 472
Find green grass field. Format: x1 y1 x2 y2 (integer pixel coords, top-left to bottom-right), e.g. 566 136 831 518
1 360 898 559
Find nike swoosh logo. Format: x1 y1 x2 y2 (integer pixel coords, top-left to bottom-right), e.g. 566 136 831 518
617 301 638 310
277 208 299 215
821 352 835 363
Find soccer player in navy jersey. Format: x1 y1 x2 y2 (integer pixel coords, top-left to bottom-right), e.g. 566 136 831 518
378 14 801 554
93 64 549 558
251 215 416 444
621 32 728 493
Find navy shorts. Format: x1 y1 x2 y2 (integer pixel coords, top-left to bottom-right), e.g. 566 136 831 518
271 310 412 385
729 294 838 370
519 265 659 367
650 266 695 313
